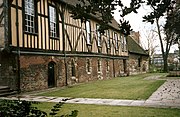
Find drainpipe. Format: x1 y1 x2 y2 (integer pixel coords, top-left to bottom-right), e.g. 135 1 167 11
61 5 68 86
179 46 180 57
4 0 8 49
113 58 115 77
113 47 115 77
16 0 21 93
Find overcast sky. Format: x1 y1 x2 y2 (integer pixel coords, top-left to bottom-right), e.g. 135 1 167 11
113 0 151 31
113 0 178 54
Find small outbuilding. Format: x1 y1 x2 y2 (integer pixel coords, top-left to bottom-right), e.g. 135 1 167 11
127 36 149 75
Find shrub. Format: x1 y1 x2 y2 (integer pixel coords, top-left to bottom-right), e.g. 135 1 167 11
0 100 78 117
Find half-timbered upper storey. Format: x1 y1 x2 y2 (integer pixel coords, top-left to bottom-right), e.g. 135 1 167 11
5 0 128 57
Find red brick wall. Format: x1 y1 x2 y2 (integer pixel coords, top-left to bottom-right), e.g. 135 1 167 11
19 55 128 92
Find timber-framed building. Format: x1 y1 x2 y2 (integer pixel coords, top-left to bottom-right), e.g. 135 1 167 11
0 0 148 92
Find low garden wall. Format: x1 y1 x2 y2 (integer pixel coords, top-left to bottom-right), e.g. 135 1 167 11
168 71 180 77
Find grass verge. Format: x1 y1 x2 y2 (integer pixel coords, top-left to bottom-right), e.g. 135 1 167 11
35 102 180 117
37 73 165 100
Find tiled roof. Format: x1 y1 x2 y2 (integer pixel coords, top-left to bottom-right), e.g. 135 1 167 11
57 0 120 30
127 36 149 56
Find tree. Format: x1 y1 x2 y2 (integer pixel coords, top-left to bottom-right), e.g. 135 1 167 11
141 28 159 64
70 0 144 35
165 2 180 56
70 0 176 72
143 0 176 72
165 2 180 42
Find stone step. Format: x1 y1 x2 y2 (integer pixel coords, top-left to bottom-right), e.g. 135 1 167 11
0 86 17 97
0 86 10 93
0 91 17 97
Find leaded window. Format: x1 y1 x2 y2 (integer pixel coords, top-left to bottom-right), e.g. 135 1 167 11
120 35 124 51
106 60 109 72
86 59 91 73
123 59 127 73
114 33 118 49
49 5 58 37
71 61 76 77
138 58 141 67
98 59 101 72
107 30 110 48
96 24 101 47
86 20 91 44
121 35 127 52
124 36 127 51
24 0 35 33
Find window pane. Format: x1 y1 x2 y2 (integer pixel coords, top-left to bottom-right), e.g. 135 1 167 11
124 36 127 51
114 33 118 49
49 6 57 37
98 59 101 72
86 21 90 33
24 0 35 33
107 30 110 48
121 35 124 51
87 59 91 73
96 25 101 47
86 21 91 44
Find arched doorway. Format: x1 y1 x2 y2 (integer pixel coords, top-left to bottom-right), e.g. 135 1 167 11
48 62 55 88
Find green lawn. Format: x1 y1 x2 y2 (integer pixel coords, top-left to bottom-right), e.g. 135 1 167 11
35 102 180 117
37 73 166 100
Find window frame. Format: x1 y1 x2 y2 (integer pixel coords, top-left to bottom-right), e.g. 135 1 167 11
23 0 37 34
123 59 127 73
138 58 141 67
86 59 91 74
97 59 102 73
48 4 59 38
123 35 127 52
120 35 124 52
106 60 110 72
107 30 111 48
120 35 127 52
114 32 118 50
96 24 101 47
86 20 91 45
71 61 76 77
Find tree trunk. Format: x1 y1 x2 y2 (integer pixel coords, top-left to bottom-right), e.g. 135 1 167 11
163 55 168 72
155 18 169 72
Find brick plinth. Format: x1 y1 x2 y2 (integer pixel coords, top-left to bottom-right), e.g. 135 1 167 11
19 55 127 92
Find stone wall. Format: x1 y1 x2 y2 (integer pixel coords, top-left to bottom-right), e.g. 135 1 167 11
20 55 64 91
0 52 148 92
19 54 127 92
128 54 149 75
0 51 17 90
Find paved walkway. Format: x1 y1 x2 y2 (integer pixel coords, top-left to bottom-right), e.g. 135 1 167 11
145 79 180 108
1 76 180 108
